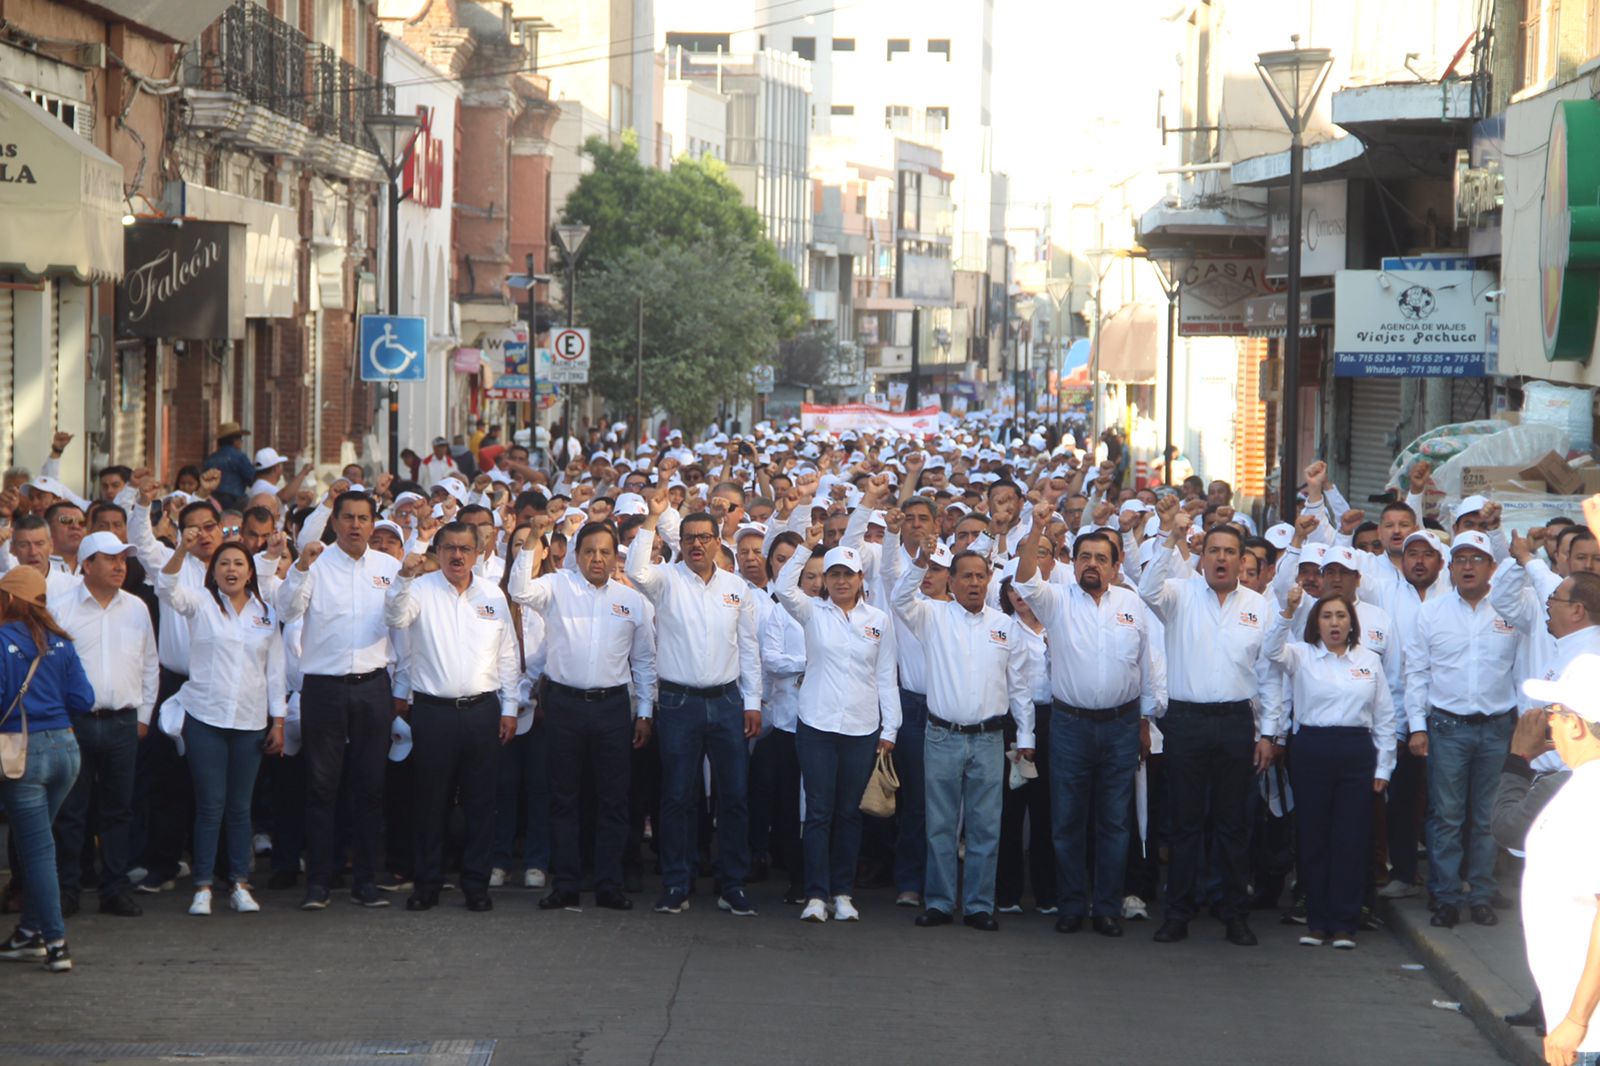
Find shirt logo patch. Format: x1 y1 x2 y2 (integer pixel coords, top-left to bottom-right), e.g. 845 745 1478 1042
611 602 632 618
1239 611 1260 627
1367 628 1385 643
1491 618 1516 635
722 593 742 607
1349 666 1374 680
251 614 273 629
476 604 498 619
372 575 391 589
989 629 1009 645
1115 611 1136 626
862 625 881 641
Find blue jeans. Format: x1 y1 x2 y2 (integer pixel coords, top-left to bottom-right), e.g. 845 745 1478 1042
1 728 80 942
185 715 266 888
923 724 1004 916
1575 1053 1600 1066
1426 710 1515 906
795 722 879 901
54 712 139 900
1050 707 1140 918
893 689 928 894
655 687 749 894
492 720 551 874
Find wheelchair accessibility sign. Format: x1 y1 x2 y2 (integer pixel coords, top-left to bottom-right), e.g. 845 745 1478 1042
359 315 427 382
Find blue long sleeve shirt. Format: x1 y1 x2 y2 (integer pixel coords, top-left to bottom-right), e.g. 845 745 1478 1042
0 622 95 733
202 444 256 500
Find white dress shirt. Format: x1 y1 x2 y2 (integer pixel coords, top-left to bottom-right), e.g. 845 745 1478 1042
384 572 521 717
274 544 400 678
508 553 656 718
1263 613 1397 779
759 591 805 733
1403 585 1533 734
889 560 1035 748
1492 556 1570 706
129 502 206 673
419 454 461 489
878 534 932 694
1014 569 1152 713
625 527 762 711
1010 618 1052 706
48 581 159 724
1138 545 1273 733
154 573 286 730
774 546 902 741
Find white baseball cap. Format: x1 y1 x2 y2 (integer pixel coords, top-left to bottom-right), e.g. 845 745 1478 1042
253 447 288 470
1449 530 1495 561
1298 543 1328 568
158 698 186 757
373 519 406 541
1321 546 1361 572
735 522 767 542
26 475 89 510
1454 494 1489 522
78 531 136 564
929 543 955 568
1403 530 1446 556
1523 653 1600 723
821 546 863 573
612 492 648 517
1264 523 1295 550
389 716 413 762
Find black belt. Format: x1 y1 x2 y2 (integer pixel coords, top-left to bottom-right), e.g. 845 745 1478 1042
1053 698 1139 723
1429 706 1515 725
660 680 738 699
928 713 1007 735
1167 698 1253 717
306 669 387 685
548 681 628 704
77 707 135 720
413 691 496 709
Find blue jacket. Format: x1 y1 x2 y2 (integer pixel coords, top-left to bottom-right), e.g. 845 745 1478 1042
0 623 94 733
203 444 256 500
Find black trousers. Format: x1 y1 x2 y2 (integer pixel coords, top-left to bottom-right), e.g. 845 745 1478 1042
132 667 192 881
997 705 1054 909
266 749 308 877
1161 702 1255 922
1385 742 1426 884
301 672 392 890
411 697 501 894
750 727 802 889
624 732 661 877
545 690 632 893
54 712 140 900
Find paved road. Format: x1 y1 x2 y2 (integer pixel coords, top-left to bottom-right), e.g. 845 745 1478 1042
0 879 1505 1065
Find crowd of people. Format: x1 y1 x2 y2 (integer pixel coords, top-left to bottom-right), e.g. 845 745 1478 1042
0 414 1596 1066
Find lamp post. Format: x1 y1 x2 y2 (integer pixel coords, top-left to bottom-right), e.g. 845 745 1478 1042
552 222 589 457
1146 255 1181 487
1257 35 1333 519
363 109 421 478
1046 277 1073 431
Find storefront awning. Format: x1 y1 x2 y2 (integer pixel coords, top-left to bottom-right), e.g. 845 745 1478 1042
1095 303 1161 385
1244 288 1335 338
0 83 124 282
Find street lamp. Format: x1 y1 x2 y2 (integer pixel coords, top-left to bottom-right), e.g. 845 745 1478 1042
552 222 590 458
506 263 553 458
1257 35 1333 519
364 109 421 478
1046 277 1073 431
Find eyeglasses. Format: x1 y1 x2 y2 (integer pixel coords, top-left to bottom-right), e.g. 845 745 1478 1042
1547 595 1578 606
681 533 716 545
182 521 220 536
221 526 242 537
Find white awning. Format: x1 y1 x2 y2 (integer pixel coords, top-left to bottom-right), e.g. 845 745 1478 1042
0 83 124 282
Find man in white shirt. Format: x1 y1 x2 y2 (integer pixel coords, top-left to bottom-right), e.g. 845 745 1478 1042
1516 655 1600 1066
627 492 763 917
892 536 1034 932
1139 495 1278 947
48 533 157 919
385 521 520 913
275 490 400 911
1016 523 1155 938
510 519 655 912
419 437 462 490
1405 530 1535 930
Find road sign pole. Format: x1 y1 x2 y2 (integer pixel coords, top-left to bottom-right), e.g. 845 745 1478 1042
387 177 400 478
564 255 576 456
635 294 644 449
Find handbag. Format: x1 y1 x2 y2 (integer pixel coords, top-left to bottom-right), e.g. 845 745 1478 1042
859 749 900 817
0 655 42 781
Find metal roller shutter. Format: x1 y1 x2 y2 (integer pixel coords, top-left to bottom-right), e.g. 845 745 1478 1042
0 285 12 472
1347 378 1408 505
113 344 146 468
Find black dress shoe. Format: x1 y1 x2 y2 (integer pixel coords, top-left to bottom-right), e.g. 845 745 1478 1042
1153 918 1189 943
963 911 999 932
1093 916 1124 938
595 890 634 911
1054 915 1084 934
405 892 437 912
1430 903 1459 928
783 887 806 906
1470 903 1498 927
1224 917 1258 946
914 907 954 927
622 869 644 894
465 893 493 913
539 890 582 910
59 894 79 919
1505 997 1544 1030
98 894 143 917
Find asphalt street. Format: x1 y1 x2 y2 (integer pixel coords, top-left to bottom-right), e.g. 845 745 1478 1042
0 879 1506 1066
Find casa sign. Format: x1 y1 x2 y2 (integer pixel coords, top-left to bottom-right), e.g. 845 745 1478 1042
1540 99 1600 362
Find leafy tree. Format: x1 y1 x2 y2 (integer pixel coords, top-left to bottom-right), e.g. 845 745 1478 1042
580 237 780 434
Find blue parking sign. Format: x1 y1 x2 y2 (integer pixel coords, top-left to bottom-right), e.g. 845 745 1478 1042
359 315 427 382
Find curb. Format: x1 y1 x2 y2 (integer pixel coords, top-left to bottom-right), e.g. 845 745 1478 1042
1379 898 1544 1066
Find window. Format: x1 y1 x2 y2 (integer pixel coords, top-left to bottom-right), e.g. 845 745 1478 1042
792 36 816 60
928 39 951 60
885 104 911 131
926 106 950 131
887 38 910 60
831 104 855 116
665 32 731 54
832 37 856 51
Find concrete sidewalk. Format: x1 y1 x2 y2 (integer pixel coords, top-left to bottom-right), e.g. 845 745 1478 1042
1380 893 1544 1066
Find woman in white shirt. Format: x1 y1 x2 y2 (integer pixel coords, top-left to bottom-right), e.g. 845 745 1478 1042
158 540 286 917
756 532 816 906
995 560 1056 914
775 523 901 924
1266 585 1396 949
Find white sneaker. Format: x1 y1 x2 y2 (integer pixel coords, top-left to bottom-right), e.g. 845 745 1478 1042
489 868 507 888
831 895 860 921
229 886 261 913
895 891 921 908
1122 895 1150 921
127 866 148 884
1377 880 1420 899
253 833 272 855
800 898 828 923
188 889 212 916
524 868 546 889
176 860 191 879
997 903 1024 914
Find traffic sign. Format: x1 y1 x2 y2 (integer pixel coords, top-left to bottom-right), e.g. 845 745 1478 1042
550 327 590 384
487 374 529 401
752 363 775 393
359 315 427 382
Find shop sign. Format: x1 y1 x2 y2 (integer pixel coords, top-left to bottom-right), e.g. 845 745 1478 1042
1333 269 1497 377
1178 257 1280 336
1540 99 1600 362
117 220 245 339
1268 180 1347 279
